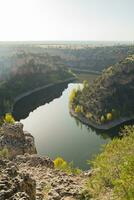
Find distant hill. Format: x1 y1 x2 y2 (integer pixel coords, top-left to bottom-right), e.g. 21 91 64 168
0 44 134 77
70 55 134 128
39 45 134 72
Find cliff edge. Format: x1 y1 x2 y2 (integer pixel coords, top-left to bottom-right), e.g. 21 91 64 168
0 122 37 158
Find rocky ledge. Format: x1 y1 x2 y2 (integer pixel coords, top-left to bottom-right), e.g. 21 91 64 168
0 122 37 158
0 123 89 200
0 154 88 200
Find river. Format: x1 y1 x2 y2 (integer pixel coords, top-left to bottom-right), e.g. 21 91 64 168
13 75 124 170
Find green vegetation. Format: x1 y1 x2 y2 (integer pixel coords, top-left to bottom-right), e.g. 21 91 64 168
0 147 9 158
106 113 113 121
70 55 134 125
83 126 134 200
4 113 15 124
100 115 105 123
37 44 134 72
75 105 83 113
69 88 78 104
0 113 15 126
83 80 89 89
54 157 81 175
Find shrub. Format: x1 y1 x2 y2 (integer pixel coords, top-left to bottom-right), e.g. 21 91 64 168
83 80 89 88
54 157 65 168
106 113 112 121
54 157 81 175
0 147 9 158
75 105 82 113
69 88 77 104
4 113 15 124
100 115 105 123
85 126 134 199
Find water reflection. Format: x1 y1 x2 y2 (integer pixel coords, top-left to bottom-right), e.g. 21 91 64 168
72 113 134 139
13 82 69 120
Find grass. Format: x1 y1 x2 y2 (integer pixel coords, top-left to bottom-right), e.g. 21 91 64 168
83 125 134 200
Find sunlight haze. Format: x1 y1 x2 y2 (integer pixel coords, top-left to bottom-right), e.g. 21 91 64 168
0 0 134 41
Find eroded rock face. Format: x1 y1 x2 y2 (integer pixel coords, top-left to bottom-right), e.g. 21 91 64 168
15 153 54 168
0 154 87 200
0 159 36 200
0 122 37 158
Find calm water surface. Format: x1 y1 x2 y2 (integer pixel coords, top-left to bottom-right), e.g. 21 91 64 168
14 82 113 170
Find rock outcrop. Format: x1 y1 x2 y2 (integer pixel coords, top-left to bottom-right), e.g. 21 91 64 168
0 154 87 200
15 153 54 168
0 122 37 158
0 159 36 200
17 154 86 200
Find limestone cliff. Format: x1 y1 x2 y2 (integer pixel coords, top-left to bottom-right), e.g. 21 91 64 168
0 122 37 158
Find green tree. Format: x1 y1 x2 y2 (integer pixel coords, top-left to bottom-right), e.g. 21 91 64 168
83 80 89 88
75 105 82 113
101 115 105 123
4 113 15 124
106 113 112 121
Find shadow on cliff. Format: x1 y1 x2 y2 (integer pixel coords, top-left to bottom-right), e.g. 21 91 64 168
13 82 69 121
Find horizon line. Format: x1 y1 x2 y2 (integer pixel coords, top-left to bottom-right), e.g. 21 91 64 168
0 40 134 42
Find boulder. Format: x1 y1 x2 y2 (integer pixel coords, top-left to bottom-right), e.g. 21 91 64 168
0 122 37 158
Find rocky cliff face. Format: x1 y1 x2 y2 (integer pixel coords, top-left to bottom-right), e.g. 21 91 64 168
0 158 36 200
0 122 37 158
0 154 88 200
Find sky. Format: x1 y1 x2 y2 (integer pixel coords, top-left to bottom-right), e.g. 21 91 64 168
0 0 134 41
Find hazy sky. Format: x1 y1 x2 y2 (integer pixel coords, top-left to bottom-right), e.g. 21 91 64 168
0 0 134 41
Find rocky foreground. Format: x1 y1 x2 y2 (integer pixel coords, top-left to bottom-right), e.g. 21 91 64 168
0 154 88 200
0 123 89 200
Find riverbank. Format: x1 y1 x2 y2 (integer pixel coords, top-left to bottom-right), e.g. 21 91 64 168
70 67 101 75
14 77 76 103
70 108 134 130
